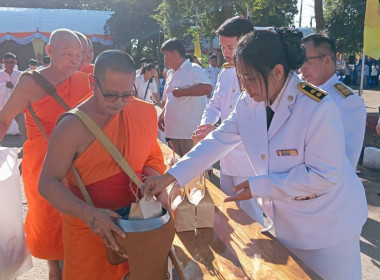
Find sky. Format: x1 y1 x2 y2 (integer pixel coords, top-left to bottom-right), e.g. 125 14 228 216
295 0 315 27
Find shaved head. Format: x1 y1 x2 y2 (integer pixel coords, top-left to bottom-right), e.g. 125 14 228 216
84 38 94 64
73 31 89 68
94 50 135 81
49 29 81 47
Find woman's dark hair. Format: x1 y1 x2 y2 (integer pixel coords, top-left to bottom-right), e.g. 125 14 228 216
234 27 306 99
141 63 155 74
185 54 193 62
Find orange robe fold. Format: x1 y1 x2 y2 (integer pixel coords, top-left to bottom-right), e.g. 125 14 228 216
63 100 166 280
80 63 94 75
22 71 91 260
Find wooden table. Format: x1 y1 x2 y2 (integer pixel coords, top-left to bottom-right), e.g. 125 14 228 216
159 141 321 280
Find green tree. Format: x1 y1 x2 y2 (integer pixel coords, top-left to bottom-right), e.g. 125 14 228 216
105 0 161 63
324 0 366 54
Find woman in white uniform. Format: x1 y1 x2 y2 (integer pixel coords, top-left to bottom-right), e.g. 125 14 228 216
144 28 367 279
134 63 162 107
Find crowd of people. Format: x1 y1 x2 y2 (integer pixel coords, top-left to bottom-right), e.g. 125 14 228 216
0 16 370 280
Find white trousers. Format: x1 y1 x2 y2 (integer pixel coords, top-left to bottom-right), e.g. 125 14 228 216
289 234 362 280
220 173 264 226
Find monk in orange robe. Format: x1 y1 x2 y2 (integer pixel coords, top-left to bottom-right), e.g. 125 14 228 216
39 50 167 280
0 29 91 279
79 36 95 74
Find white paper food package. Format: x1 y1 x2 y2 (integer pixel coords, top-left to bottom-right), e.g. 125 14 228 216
0 147 32 280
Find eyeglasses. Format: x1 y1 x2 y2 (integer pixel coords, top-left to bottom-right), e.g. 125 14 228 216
94 77 135 103
305 54 327 62
4 60 15 64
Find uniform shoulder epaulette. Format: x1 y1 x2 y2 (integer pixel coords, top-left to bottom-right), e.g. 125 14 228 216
222 62 233 69
297 82 327 102
334 83 354 98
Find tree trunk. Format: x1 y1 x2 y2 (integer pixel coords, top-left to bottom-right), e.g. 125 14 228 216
314 0 325 32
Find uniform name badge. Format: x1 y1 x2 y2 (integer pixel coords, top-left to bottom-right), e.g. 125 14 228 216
276 149 298 156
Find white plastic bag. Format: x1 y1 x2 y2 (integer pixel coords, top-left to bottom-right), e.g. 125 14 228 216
0 147 32 280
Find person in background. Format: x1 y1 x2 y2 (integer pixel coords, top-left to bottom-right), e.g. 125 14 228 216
27 59 39 71
134 63 162 107
80 38 95 75
300 32 366 173
0 52 27 143
204 54 220 91
144 28 368 280
343 61 351 86
159 38 212 157
37 56 51 70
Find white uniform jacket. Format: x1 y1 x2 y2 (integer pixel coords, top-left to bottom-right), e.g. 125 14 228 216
319 75 366 167
200 66 253 177
169 72 368 250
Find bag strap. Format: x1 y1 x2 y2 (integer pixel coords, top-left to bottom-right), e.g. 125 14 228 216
24 71 95 206
143 79 151 101
67 108 143 190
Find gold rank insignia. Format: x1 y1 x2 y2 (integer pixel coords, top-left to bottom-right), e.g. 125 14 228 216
277 149 298 156
222 62 233 69
297 82 327 102
334 83 354 98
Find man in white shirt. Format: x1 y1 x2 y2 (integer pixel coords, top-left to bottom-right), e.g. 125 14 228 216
192 17 263 225
159 38 212 157
204 55 220 91
0 52 27 143
300 33 366 169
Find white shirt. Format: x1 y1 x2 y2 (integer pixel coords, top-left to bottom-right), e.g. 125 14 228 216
0 69 22 106
134 75 158 103
371 65 378 76
363 64 370 76
204 66 220 90
163 59 211 139
319 74 366 167
200 66 252 177
169 72 367 250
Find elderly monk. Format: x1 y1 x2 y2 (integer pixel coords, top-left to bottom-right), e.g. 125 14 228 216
74 31 89 70
80 38 95 74
39 50 167 280
0 29 91 279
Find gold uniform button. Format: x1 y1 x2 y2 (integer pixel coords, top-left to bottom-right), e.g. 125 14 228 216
261 154 266 160
288 95 293 101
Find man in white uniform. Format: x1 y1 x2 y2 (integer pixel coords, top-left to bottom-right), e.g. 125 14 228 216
159 38 212 157
0 52 27 143
192 17 263 224
300 33 366 169
204 55 220 91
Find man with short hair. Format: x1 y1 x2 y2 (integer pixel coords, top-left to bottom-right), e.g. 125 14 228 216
27 59 39 71
192 16 263 225
159 38 212 157
37 56 51 70
0 29 90 279
300 32 366 168
39 50 166 279
0 52 27 143
204 54 220 91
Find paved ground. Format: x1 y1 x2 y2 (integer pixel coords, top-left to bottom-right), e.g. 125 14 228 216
2 87 380 279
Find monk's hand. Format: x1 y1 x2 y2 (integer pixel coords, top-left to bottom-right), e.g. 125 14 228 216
158 112 165 132
224 180 252 203
192 124 216 144
376 123 380 136
143 173 176 201
84 207 126 251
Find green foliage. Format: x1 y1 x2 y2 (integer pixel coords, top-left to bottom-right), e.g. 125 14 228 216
324 0 366 54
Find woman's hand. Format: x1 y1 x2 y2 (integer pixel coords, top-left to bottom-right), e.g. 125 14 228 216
224 180 252 202
82 207 126 251
143 173 176 201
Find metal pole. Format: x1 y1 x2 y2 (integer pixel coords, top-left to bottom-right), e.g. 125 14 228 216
299 0 303 27
359 49 365 96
